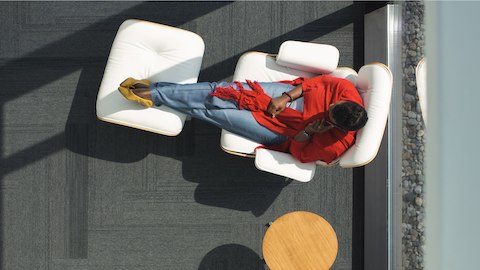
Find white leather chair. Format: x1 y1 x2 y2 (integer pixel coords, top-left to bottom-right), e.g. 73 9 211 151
416 58 427 125
221 41 393 182
96 19 205 136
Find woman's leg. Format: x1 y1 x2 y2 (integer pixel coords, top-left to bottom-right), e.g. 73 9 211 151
150 82 239 112
150 81 303 112
192 107 288 145
149 81 289 145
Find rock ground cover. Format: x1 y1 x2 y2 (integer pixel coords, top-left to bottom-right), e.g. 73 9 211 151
401 1 425 269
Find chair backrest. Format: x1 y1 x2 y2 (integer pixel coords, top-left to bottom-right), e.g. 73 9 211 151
338 63 392 167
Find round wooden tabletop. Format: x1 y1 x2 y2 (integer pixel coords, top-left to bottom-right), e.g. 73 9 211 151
262 211 338 270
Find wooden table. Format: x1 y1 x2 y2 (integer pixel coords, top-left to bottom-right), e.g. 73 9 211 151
262 211 338 270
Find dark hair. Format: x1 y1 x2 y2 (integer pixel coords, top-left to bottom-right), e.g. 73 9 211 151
331 101 368 131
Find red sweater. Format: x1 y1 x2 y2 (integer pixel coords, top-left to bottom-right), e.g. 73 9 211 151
211 75 364 164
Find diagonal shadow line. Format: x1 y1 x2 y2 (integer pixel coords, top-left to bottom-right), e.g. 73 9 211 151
0 1 233 177
0 1 234 261
0 0 388 215
0 1 233 176
199 2 388 81
200 3 360 81
0 1 389 175
0 1 388 261
0 1 377 223
0 1 232 103
0 4 372 179
0 2 388 178
0 133 65 176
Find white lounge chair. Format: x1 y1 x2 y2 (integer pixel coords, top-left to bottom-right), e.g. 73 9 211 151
221 41 393 182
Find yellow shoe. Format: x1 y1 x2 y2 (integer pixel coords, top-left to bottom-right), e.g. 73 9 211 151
118 86 153 108
120 77 151 89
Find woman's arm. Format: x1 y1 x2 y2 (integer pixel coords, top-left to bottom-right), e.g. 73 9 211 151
267 84 303 117
289 136 347 164
288 119 344 163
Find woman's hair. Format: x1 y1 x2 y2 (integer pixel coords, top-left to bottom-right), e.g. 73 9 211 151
331 101 368 131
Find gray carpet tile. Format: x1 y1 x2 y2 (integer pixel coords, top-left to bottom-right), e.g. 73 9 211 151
0 1 361 269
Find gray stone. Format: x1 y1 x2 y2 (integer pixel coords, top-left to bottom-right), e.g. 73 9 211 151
408 119 418 125
405 93 416 102
404 192 416 203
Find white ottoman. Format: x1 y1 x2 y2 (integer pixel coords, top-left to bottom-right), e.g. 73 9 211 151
96 19 205 136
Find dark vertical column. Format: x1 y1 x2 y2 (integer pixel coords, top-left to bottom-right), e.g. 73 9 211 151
0 103 4 267
363 138 388 270
352 167 365 270
364 4 389 266
363 2 396 270
352 2 366 270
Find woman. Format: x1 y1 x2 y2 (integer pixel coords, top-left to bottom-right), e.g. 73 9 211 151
118 75 367 164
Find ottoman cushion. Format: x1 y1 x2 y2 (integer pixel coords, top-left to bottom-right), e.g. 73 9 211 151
96 19 204 135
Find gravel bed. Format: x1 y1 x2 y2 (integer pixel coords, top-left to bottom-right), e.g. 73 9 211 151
401 1 426 269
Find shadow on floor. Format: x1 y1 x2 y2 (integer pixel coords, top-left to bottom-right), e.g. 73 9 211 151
0 1 377 215
198 244 264 270
0 1 387 262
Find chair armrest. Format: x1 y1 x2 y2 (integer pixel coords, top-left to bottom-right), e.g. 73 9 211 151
276 41 339 74
220 130 261 156
254 149 316 182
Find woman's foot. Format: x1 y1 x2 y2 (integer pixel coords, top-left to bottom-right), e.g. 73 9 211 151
118 78 153 107
131 87 152 100
120 77 151 89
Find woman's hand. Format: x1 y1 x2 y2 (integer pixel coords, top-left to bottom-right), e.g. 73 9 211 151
305 119 333 134
267 95 290 117
293 119 333 142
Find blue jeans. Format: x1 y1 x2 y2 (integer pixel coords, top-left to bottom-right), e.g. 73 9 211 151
150 82 304 145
